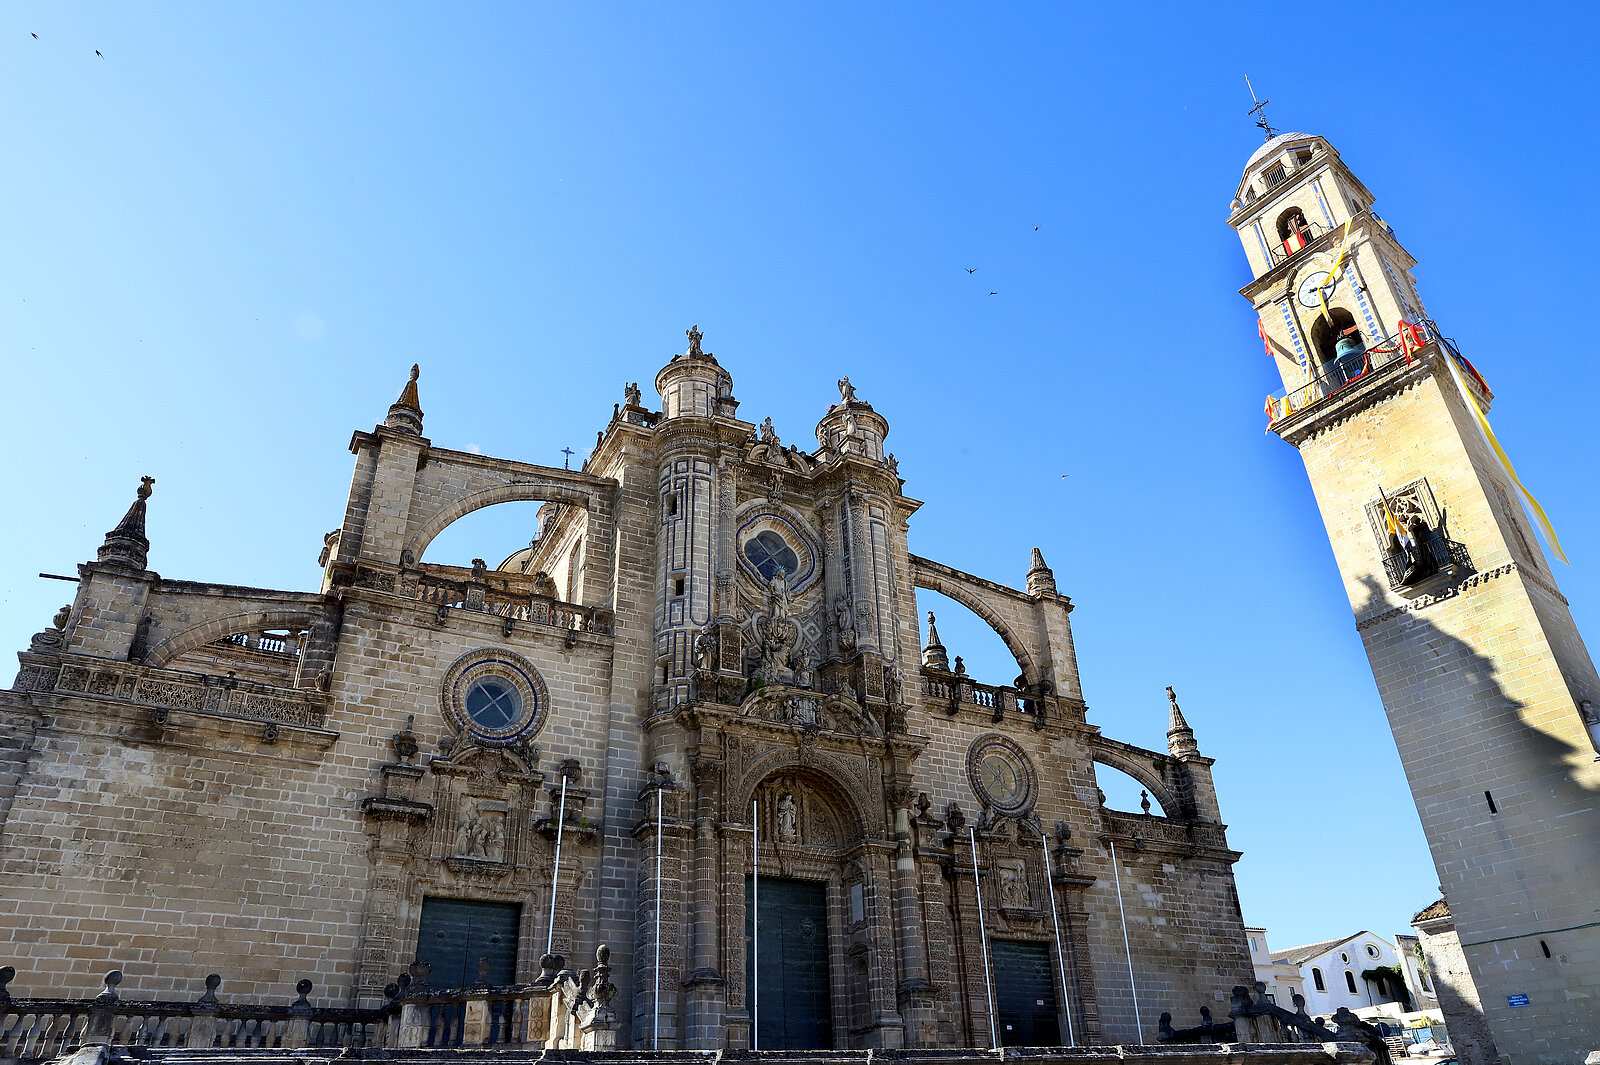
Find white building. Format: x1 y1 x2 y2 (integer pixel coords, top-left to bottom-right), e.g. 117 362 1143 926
1272 931 1437 1020
1243 927 1304 1007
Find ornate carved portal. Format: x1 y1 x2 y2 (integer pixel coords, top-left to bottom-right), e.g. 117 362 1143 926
742 770 903 1050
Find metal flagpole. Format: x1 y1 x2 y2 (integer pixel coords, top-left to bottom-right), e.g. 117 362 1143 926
751 798 760 1051
654 786 663 1050
1042 829 1076 1047
968 826 998 1050
1107 839 1143 1039
546 772 570 957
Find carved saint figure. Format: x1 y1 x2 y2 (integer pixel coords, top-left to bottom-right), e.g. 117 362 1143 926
834 595 857 652
686 324 704 357
837 376 857 405
759 417 780 446
624 381 642 407
777 791 799 842
692 626 718 672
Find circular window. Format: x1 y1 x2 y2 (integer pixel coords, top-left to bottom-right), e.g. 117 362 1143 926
465 677 523 730
743 530 800 582
1340 951 1350 964
1365 944 1381 959
442 648 549 744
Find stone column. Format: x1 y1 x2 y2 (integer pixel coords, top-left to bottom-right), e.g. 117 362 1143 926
682 761 725 1047
887 792 935 1046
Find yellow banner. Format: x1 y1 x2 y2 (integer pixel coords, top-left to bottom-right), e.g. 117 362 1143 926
1441 352 1569 565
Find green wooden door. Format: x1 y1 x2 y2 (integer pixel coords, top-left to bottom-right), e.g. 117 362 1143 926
415 897 521 990
992 939 1061 1046
746 877 833 1049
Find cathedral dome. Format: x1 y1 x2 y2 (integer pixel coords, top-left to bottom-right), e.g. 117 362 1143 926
1244 131 1317 172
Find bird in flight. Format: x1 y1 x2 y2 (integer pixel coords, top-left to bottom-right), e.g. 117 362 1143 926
1033 226 1040 231
988 291 997 296
31 32 38 38
965 268 975 274
95 49 104 58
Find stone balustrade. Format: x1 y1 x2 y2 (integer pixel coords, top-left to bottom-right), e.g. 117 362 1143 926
413 573 614 636
24 657 331 731
0 950 619 1065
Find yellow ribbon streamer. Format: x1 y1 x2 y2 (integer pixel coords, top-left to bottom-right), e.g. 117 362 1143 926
1441 351 1569 565
1317 221 1354 327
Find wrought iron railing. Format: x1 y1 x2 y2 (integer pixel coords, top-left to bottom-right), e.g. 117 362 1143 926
1381 533 1471 591
1265 331 1424 426
1265 218 1337 266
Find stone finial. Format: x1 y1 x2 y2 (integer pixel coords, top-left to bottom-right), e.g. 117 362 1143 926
1166 685 1200 757
98 476 155 570
385 364 425 435
197 973 221 1008
922 611 949 671
1026 547 1057 595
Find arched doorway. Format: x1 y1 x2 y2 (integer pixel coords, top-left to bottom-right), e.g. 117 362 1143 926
744 770 869 1050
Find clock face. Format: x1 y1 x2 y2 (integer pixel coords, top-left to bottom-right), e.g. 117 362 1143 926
967 735 1037 815
1296 269 1337 309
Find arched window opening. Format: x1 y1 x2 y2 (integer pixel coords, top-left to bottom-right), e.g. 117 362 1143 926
913 589 1027 689
170 627 306 687
1310 308 1362 375
1312 967 1326 992
565 538 584 602
1277 206 1313 257
1092 762 1167 817
1344 970 1359 995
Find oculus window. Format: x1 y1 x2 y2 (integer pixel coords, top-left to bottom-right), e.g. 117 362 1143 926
742 530 799 582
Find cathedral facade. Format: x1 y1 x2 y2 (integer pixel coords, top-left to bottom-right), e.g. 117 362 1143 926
1 333 1251 1049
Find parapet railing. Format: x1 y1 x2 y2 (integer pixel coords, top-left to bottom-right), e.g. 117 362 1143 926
413 573 613 636
0 950 620 1065
40 658 331 730
920 669 1041 721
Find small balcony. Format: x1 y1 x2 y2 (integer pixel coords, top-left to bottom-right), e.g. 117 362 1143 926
1265 330 1426 427
1382 532 1472 592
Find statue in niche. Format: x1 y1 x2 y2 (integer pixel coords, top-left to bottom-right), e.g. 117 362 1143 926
624 381 642 407
837 376 857 405
834 595 857 652
777 791 799 843
759 418 780 447
693 626 718 671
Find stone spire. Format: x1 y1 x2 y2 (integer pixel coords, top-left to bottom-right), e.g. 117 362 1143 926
385 364 424 435
1026 547 1057 595
98 476 155 570
922 611 950 671
1166 685 1199 757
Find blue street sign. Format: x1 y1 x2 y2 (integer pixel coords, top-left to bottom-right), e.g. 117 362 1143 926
1507 994 1530 1007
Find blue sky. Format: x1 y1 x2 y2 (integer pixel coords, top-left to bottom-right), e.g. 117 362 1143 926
4 3 1598 956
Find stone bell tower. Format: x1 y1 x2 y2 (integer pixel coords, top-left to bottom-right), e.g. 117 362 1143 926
1231 131 1600 1065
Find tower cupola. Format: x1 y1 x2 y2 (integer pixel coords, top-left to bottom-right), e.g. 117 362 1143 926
814 376 889 463
655 324 737 419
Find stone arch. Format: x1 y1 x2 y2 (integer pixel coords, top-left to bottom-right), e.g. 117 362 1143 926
406 479 604 564
732 747 873 841
912 570 1041 687
1090 745 1185 821
144 606 325 669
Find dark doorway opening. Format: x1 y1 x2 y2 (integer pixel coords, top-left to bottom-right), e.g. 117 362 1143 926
415 897 521 989
992 939 1061 1046
746 876 833 1049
